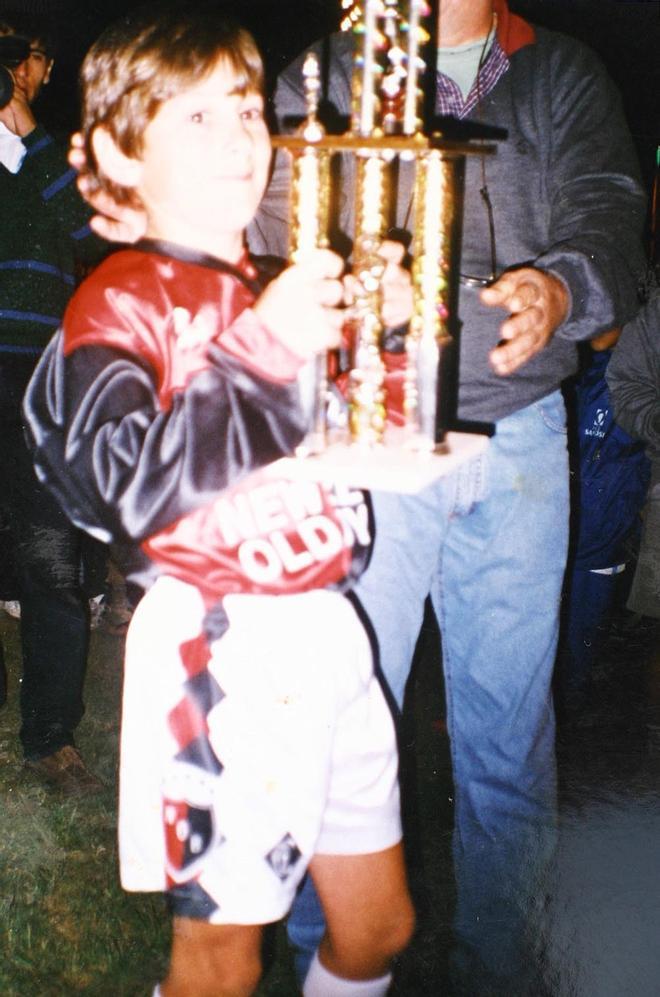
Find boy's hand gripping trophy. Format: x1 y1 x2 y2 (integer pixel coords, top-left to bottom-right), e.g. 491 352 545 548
272 0 495 487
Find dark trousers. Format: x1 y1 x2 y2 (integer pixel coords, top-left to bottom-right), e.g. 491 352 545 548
0 357 90 760
557 566 622 710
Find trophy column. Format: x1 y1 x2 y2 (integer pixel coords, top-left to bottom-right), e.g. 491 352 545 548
405 152 465 450
289 54 332 455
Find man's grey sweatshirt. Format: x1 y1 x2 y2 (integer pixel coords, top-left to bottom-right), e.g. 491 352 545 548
250 26 646 425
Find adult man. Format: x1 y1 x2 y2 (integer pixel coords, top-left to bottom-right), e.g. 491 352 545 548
0 8 103 794
249 0 646 991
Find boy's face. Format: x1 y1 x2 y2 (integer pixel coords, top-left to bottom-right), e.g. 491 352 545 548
136 58 270 260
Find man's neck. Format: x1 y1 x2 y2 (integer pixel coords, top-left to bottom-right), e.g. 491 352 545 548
437 0 494 47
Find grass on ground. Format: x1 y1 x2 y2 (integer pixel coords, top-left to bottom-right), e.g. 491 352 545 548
0 613 299 996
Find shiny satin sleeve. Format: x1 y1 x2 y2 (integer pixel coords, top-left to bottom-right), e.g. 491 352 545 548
23 331 307 545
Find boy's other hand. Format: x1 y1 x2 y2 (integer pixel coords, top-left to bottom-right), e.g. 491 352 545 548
69 131 147 244
379 239 413 328
342 240 413 329
255 249 345 358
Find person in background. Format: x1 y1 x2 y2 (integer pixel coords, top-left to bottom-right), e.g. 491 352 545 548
555 331 650 718
606 291 660 627
606 289 660 749
0 6 104 794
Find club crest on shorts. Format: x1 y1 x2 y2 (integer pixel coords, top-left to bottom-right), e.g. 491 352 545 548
162 763 224 883
163 797 222 883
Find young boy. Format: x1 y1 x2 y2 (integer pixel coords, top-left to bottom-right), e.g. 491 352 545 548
23 5 413 996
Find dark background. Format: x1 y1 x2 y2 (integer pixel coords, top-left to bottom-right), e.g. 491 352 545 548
19 0 660 222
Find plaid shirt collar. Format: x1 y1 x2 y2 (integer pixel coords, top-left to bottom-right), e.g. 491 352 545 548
435 35 510 120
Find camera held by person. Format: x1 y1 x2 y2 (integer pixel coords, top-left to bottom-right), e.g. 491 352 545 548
0 34 30 109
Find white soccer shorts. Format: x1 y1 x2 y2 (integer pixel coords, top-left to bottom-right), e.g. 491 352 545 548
118 576 401 925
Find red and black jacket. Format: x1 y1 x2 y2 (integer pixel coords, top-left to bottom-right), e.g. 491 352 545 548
24 240 371 602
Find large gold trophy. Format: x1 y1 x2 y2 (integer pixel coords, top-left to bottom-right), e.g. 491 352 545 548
273 0 494 492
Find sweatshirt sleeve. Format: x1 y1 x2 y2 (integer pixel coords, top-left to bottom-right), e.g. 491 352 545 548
532 37 647 340
605 292 660 453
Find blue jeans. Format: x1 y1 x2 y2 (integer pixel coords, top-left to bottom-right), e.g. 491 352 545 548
288 392 569 993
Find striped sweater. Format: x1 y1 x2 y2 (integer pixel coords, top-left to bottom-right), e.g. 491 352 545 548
0 123 104 355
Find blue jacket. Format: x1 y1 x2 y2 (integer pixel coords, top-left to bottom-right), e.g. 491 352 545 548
573 349 649 570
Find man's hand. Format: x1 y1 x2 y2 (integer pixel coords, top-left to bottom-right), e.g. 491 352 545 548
590 327 621 352
69 131 147 244
481 267 569 376
254 248 345 358
0 79 36 136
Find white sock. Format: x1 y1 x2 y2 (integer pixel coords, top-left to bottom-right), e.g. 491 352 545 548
152 987 162 997
303 951 392 997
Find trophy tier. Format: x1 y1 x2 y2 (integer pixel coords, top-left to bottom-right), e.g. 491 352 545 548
272 428 489 494
271 134 497 157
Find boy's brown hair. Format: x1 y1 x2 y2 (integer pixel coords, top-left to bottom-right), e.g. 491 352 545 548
81 1 264 205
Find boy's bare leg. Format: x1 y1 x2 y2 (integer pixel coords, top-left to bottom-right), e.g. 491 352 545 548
308 843 415 981
161 920 263 997
159 846 412 995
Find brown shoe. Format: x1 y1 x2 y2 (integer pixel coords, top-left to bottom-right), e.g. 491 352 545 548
24 745 104 796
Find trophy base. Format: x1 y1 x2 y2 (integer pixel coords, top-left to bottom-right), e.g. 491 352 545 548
271 428 489 493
